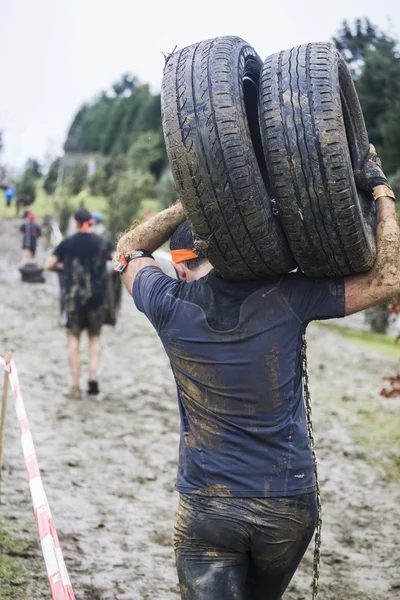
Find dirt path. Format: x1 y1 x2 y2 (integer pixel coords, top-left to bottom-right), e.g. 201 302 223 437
1 218 399 600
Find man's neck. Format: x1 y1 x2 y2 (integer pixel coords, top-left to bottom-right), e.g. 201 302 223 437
192 262 213 281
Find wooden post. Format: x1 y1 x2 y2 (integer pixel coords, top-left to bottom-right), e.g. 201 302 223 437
0 351 12 480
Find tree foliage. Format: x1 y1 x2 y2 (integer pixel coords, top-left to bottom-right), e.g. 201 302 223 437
107 170 154 239
16 166 37 202
333 18 382 74
334 19 400 334
64 74 164 160
25 158 42 179
44 157 61 195
333 19 400 173
60 72 171 236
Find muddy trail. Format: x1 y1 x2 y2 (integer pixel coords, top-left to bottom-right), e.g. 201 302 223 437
0 218 399 600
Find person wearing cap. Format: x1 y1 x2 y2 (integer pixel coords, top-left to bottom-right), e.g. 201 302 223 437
45 207 114 399
89 211 106 236
20 211 42 263
113 146 400 599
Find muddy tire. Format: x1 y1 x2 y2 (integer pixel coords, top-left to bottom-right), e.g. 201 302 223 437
259 42 376 277
162 36 295 279
19 262 45 283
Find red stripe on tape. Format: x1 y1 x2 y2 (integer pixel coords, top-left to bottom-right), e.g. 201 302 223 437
36 508 61 548
26 456 40 480
36 505 51 541
19 417 30 436
49 573 76 600
49 572 66 600
65 584 76 600
49 517 60 548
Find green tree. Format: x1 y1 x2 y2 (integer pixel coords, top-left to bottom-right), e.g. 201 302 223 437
107 170 154 239
128 130 166 176
63 75 165 166
333 18 381 74
333 19 400 335
333 19 400 157
380 96 400 174
89 168 108 196
44 157 61 195
16 170 36 203
356 38 400 149
154 171 178 209
65 162 88 195
25 158 42 178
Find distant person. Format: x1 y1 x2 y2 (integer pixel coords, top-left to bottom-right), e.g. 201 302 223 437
15 193 33 217
5 184 15 216
45 208 114 399
89 211 105 236
20 211 41 263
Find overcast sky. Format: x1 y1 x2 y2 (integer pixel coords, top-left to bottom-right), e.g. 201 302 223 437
1 0 399 169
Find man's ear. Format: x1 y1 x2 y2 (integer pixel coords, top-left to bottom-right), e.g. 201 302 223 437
172 262 187 281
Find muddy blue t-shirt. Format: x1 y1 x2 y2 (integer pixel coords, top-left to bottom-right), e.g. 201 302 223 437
134 266 345 497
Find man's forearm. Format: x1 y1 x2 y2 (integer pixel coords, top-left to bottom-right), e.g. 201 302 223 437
345 195 400 314
116 201 185 255
367 196 400 301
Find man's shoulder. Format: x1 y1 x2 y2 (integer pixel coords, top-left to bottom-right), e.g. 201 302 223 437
89 233 112 251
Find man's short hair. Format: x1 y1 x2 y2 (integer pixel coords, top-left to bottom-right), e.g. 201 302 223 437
170 221 207 271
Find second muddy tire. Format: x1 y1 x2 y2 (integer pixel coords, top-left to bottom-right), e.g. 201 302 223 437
161 36 295 279
259 42 376 277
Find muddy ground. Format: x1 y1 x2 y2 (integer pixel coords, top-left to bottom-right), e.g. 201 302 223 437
0 218 399 600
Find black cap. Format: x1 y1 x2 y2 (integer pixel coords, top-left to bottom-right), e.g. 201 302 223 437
74 208 92 223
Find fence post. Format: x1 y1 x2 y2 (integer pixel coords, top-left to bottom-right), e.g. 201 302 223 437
0 351 12 480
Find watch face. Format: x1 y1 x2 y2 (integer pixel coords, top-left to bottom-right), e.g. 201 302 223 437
112 259 126 273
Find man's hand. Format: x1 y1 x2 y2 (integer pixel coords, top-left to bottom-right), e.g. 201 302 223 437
354 144 395 200
44 255 63 271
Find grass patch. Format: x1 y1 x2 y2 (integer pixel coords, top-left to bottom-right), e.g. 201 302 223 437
0 180 107 219
0 520 25 598
316 321 400 359
351 409 400 482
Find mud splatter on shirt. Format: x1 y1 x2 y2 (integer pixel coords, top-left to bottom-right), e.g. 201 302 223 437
134 267 345 497
54 232 113 311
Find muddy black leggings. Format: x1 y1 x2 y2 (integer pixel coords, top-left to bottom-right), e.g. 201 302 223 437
174 492 317 600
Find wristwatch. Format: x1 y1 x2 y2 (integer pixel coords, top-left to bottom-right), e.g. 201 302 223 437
112 250 154 274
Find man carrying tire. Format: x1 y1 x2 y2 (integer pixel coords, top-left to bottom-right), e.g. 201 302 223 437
114 146 399 599
45 208 114 399
20 211 41 263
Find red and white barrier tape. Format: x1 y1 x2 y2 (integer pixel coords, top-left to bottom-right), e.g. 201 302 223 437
0 356 76 600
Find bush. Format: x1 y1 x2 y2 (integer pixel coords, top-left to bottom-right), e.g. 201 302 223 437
154 171 177 209
44 158 61 195
128 130 166 177
16 172 36 202
364 304 390 333
89 168 108 196
107 170 154 240
390 169 400 220
65 163 88 195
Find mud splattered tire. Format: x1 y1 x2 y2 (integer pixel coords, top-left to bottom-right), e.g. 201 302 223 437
162 36 295 279
259 42 376 277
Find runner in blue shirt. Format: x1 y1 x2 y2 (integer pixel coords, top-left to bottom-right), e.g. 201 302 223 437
113 146 399 600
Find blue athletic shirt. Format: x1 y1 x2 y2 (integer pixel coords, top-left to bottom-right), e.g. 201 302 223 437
134 266 345 497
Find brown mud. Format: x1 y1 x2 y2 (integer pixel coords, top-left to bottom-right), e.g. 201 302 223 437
0 218 399 599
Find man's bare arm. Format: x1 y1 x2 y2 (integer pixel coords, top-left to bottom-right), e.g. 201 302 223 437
116 201 185 295
345 195 400 315
44 255 63 271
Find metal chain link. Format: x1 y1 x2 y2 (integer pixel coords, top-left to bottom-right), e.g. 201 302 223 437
301 333 322 600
